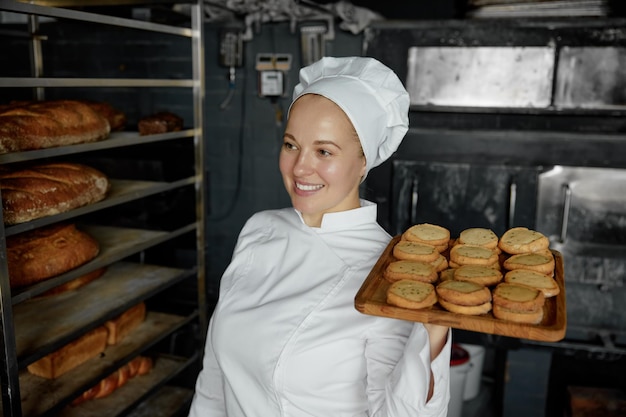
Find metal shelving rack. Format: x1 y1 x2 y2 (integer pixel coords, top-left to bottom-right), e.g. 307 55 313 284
0 1 206 416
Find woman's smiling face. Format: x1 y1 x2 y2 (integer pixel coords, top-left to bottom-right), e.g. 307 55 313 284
280 94 366 227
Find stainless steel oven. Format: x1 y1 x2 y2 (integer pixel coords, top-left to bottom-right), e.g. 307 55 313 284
536 165 626 345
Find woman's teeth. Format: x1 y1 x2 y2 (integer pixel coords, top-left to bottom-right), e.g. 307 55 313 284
296 183 323 191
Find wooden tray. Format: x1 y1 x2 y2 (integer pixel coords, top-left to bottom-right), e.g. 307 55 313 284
355 236 567 342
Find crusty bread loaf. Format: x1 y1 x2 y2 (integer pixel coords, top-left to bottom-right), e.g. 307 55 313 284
1 162 110 225
104 302 147 345
0 100 110 154
498 227 550 255
393 241 440 262
504 269 560 297
39 267 106 297
79 100 126 132
386 279 437 309
138 111 183 135
384 260 438 283
7 223 100 289
27 326 108 379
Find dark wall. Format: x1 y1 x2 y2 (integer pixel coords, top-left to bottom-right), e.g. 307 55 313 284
202 22 364 299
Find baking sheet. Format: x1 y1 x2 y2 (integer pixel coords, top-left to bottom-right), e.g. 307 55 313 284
355 236 567 342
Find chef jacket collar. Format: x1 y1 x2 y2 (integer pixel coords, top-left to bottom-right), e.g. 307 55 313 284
294 199 377 231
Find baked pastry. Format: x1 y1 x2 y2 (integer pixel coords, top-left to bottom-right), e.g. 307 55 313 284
0 100 110 154
393 241 440 263
492 282 545 313
7 223 100 289
1 162 110 225
492 304 544 324
504 269 560 297
458 227 499 249
27 326 108 379
436 280 492 315
430 254 449 272
498 227 550 255
401 223 450 252
449 244 499 267
453 264 503 287
104 302 147 345
386 279 437 309
439 268 456 282
138 111 183 135
503 251 555 276
384 260 438 283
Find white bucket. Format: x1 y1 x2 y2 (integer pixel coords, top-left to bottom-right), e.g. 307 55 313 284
448 345 470 417
459 343 486 401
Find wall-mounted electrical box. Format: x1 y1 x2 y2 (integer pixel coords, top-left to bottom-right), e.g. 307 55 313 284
219 28 244 68
256 53 292 97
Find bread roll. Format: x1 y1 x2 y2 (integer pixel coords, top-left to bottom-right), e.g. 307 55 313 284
449 244 499 266
498 227 550 255
492 283 545 312
138 111 183 135
386 280 437 309
393 241 440 263
401 223 450 249
1 162 110 225
436 279 492 306
458 227 499 249
0 100 110 154
504 269 560 297
384 260 438 283
7 223 100 289
503 252 555 276
453 264 503 287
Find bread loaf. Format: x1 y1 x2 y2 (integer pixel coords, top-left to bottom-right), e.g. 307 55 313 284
27 326 108 379
104 302 147 345
71 356 153 406
7 223 100 289
1 162 110 225
0 100 110 154
138 111 183 135
79 100 126 131
39 267 106 297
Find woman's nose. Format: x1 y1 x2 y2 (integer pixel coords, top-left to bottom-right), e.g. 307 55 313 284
293 151 314 176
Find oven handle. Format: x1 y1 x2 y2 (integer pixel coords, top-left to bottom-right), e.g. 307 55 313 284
508 180 517 229
410 176 419 225
559 183 572 243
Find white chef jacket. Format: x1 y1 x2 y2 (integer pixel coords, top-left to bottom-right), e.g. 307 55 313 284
189 200 451 417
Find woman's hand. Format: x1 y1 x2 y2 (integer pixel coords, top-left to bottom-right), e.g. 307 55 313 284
423 323 449 402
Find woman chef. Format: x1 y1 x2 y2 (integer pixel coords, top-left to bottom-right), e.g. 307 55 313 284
188 56 451 417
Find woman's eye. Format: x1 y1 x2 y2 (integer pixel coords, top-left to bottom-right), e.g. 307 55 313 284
318 149 331 157
283 142 297 150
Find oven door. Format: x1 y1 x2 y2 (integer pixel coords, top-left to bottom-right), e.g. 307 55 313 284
536 165 626 345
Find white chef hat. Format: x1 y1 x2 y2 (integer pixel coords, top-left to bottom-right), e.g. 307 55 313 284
291 56 410 180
